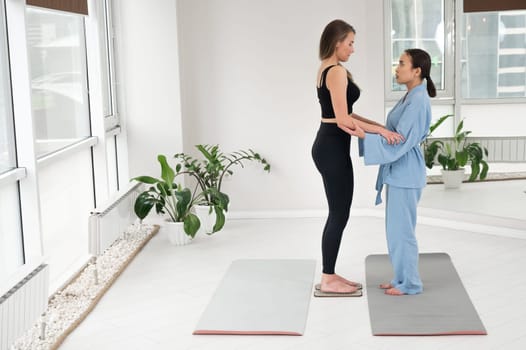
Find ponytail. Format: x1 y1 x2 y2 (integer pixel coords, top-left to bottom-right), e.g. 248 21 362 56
426 75 436 97
404 48 436 97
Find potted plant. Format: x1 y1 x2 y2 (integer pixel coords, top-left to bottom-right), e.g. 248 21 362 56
423 115 489 188
174 144 271 234
132 154 201 245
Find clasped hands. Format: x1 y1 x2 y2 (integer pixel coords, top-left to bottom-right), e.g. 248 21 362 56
339 123 404 145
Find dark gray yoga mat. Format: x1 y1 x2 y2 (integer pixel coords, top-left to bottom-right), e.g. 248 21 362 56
365 253 487 335
194 259 316 335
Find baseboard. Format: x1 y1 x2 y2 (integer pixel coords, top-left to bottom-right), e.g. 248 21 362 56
227 207 526 240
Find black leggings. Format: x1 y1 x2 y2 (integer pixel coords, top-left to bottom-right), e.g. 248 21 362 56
311 123 354 274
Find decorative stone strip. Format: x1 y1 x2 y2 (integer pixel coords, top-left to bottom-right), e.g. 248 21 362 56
11 223 159 350
427 171 526 184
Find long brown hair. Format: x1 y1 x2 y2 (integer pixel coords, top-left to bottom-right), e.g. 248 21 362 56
319 19 356 60
404 48 437 97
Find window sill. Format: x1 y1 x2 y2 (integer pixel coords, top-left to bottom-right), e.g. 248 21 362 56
37 136 98 169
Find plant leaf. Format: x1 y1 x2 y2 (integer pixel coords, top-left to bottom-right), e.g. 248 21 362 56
429 114 452 135
174 187 191 220
456 149 468 167
211 205 225 234
131 176 160 184
183 213 200 238
158 155 175 190
469 162 480 182
134 192 155 220
437 154 449 169
455 119 464 135
480 160 489 180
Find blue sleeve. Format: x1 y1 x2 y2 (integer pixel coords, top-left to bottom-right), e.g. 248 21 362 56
362 99 427 166
358 138 364 157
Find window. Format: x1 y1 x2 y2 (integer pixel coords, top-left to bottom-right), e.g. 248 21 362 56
96 0 119 131
38 149 94 283
99 1 115 117
387 0 453 98
0 2 23 283
0 8 15 174
106 134 119 192
461 10 526 98
99 0 121 192
0 183 24 282
26 7 91 157
387 0 526 102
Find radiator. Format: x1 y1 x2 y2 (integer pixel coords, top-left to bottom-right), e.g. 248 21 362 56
471 137 526 163
425 136 526 163
0 264 49 350
89 182 142 255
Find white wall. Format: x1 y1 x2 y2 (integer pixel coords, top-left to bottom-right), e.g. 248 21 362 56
176 0 385 212
460 104 526 137
113 0 184 180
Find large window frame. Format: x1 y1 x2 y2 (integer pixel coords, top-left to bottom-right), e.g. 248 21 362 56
385 0 526 106
87 0 122 200
384 0 455 102
26 5 92 159
457 7 526 105
2 0 44 292
0 0 16 175
2 0 125 295
99 0 119 131
1 0 25 286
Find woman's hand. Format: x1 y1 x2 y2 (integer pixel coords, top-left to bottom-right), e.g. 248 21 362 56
340 124 365 139
380 129 404 145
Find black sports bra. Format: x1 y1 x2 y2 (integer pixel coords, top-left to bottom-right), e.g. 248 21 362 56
317 65 360 118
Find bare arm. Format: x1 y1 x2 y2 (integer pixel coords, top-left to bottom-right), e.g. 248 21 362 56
352 116 404 144
352 112 384 127
326 65 357 130
326 66 402 144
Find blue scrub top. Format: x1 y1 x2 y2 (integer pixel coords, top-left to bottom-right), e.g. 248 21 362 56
359 82 431 205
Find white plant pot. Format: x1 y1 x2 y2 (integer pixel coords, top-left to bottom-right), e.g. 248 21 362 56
441 168 465 189
195 205 215 235
163 220 192 245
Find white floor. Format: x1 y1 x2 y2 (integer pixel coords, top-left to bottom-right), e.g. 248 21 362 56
60 180 526 350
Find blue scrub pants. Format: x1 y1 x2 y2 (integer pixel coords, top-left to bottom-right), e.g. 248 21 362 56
385 185 423 295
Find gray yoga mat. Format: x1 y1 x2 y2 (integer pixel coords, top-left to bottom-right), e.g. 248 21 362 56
365 253 487 336
194 259 316 335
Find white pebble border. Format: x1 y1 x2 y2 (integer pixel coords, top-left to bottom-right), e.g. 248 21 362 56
426 171 526 184
11 222 159 350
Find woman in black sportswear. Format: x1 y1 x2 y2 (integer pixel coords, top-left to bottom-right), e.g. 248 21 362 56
312 20 403 296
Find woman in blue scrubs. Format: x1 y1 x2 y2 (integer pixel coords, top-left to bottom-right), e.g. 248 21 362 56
348 48 436 295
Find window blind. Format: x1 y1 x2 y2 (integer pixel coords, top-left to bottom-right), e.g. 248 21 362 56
464 0 526 12
26 0 88 15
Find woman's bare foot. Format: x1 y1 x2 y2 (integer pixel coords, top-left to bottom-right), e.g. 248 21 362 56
334 274 361 288
385 287 405 296
379 283 394 289
321 273 359 293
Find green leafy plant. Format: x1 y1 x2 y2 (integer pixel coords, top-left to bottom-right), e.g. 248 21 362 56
423 114 489 181
131 154 201 238
173 144 271 232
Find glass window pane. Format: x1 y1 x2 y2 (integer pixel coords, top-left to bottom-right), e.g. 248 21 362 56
99 0 113 117
26 7 91 157
462 10 526 98
0 183 24 282
0 9 15 174
1 5 23 284
106 134 119 192
390 0 445 91
39 149 94 284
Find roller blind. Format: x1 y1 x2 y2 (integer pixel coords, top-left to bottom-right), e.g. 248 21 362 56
464 0 526 12
26 0 88 15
